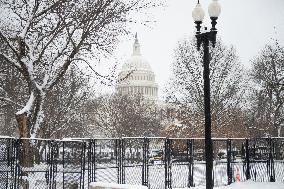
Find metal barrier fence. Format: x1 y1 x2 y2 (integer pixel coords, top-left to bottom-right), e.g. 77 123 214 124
0 137 283 189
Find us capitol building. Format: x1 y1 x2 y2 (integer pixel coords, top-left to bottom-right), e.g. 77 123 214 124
116 34 158 101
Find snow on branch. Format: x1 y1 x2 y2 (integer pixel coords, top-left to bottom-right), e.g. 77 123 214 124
0 31 20 61
16 92 34 115
0 54 22 70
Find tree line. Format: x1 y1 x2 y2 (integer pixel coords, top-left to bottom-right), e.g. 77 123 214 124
165 37 284 138
0 1 283 139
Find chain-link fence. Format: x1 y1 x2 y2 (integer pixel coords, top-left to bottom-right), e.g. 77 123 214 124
0 136 283 189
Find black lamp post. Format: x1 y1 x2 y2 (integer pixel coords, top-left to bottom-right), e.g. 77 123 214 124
192 1 221 189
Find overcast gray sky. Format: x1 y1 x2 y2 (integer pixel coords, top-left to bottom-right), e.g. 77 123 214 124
99 0 284 97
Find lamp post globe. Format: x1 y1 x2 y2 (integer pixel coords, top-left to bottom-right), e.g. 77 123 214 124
192 2 205 34
208 0 221 18
192 2 205 22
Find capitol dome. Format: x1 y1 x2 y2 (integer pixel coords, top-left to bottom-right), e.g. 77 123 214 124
121 56 152 71
116 34 158 101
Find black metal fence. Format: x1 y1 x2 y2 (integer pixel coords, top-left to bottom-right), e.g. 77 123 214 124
0 137 284 189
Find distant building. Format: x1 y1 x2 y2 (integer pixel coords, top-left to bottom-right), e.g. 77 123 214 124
116 34 158 101
115 34 189 136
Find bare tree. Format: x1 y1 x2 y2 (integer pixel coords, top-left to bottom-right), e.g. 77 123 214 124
0 56 28 136
0 0 161 138
40 65 94 139
165 37 248 138
89 94 162 138
250 40 284 137
0 57 94 138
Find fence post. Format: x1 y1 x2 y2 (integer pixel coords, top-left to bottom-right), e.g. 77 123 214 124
10 138 18 189
116 138 125 184
165 138 172 189
269 138 275 182
79 141 86 189
245 139 251 180
4 138 12 189
12 139 20 189
142 137 149 186
88 139 96 184
227 139 232 185
47 140 52 188
62 140 66 189
187 139 194 187
53 141 59 189
46 140 58 189
121 138 125 184
116 139 122 184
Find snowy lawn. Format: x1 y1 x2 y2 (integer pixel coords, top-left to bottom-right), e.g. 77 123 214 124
89 181 284 189
89 182 147 189
174 181 284 189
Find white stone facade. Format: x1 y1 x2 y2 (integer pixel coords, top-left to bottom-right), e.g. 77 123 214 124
116 35 158 101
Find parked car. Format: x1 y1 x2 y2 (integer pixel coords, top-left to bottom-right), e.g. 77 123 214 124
149 149 163 164
172 152 189 163
217 149 227 159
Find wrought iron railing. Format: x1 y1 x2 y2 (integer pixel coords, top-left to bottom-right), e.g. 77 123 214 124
0 136 283 189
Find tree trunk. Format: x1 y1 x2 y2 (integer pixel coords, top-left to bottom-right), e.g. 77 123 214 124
16 113 33 167
16 113 29 138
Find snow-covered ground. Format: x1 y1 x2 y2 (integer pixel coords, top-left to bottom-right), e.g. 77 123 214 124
12 162 283 189
90 182 148 189
88 181 284 189
175 181 284 189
